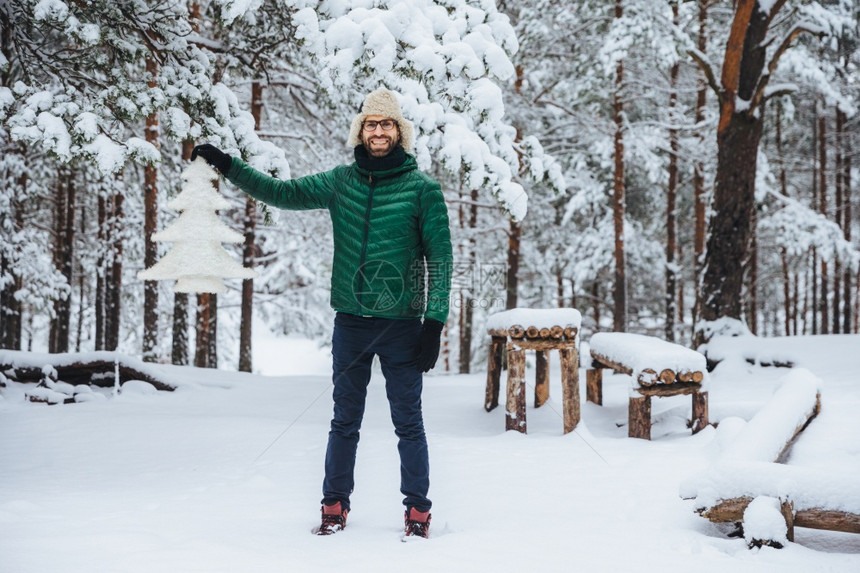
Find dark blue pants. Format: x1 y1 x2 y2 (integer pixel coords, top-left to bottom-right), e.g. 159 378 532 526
322 312 431 512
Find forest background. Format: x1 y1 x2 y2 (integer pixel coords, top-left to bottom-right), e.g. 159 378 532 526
1 0 857 374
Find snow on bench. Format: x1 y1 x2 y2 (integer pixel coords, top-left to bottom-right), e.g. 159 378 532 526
589 332 708 389
0 349 178 404
586 333 709 439
680 369 860 545
485 307 582 341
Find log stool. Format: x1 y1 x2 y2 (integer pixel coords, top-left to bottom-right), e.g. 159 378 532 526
484 308 582 434
586 332 709 440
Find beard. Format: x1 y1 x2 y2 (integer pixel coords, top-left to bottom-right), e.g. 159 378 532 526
361 131 400 158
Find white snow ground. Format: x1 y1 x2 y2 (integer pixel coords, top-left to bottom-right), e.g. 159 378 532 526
1 334 859 572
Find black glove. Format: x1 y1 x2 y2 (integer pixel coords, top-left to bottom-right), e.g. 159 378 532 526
191 144 231 176
416 319 444 373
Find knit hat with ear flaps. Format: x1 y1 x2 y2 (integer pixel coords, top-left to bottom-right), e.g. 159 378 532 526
347 88 415 153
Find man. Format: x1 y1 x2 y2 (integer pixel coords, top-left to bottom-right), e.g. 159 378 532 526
192 88 452 539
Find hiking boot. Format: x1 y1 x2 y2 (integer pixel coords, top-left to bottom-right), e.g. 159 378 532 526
315 501 348 536
403 507 431 539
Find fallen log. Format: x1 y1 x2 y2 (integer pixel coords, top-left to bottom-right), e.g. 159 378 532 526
0 351 177 393
700 496 860 535
679 371 859 544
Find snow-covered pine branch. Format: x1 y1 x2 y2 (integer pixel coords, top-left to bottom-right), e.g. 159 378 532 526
1 0 290 179
285 0 557 221
757 189 860 270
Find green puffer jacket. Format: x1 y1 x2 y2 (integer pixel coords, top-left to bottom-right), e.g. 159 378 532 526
226 154 452 324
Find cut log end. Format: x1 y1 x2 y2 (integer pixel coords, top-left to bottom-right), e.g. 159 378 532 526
637 368 658 386
509 324 526 339
659 368 676 384
489 324 576 341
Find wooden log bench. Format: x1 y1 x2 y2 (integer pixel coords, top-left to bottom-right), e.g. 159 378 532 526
678 371 860 547
484 308 581 435
586 332 709 440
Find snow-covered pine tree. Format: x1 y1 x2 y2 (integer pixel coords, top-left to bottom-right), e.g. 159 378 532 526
138 158 257 293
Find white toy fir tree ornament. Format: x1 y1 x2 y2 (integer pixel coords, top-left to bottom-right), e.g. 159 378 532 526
138 158 257 293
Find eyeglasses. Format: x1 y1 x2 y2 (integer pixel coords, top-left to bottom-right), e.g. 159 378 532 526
363 119 397 132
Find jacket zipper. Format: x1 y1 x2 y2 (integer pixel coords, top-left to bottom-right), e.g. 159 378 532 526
356 173 375 313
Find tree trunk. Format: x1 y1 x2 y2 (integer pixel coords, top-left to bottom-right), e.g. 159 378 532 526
692 0 709 335
1 172 24 350
142 56 160 362
677 238 684 331
195 293 211 368
171 292 189 365
193 293 218 369
50 166 75 353
841 108 852 333
459 188 478 374
208 293 218 367
665 7 679 342
612 0 627 333
95 192 106 350
556 269 565 308
818 110 829 334
700 111 763 326
239 82 264 373
781 251 791 336
776 100 791 336
105 189 123 351
75 203 86 352
0 249 13 347
506 219 520 310
811 249 819 335
811 110 819 335
239 193 256 372
792 272 799 336
833 105 843 334
0 262 22 349
748 213 758 335
699 0 773 338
